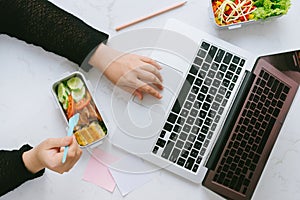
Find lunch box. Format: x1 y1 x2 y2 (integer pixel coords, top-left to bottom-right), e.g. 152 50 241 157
209 0 291 29
52 71 108 148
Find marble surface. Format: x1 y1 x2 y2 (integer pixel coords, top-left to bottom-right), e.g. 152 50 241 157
1 0 300 199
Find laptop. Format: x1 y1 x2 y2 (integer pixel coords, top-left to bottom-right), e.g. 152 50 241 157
100 19 299 200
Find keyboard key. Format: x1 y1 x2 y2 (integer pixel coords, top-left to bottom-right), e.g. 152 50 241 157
152 146 159 154
179 132 188 140
173 124 182 133
232 56 240 64
156 138 166 148
215 49 225 63
180 109 189 118
202 102 210 111
184 101 192 110
181 150 189 158
177 157 186 166
186 74 195 85
178 80 193 104
211 62 219 70
220 64 227 72
204 78 212 86
170 132 178 141
191 86 200 94
239 59 245 67
200 41 210 50
171 100 181 114
183 124 191 133
188 93 196 101
164 122 173 132
190 149 199 158
192 164 199 173
190 109 198 117
205 45 218 63
167 112 178 124
169 148 180 162
161 140 175 159
194 141 202 150
202 63 210 71
188 134 196 143
212 79 221 88
223 52 233 64
195 78 203 86
185 157 195 170
199 110 207 118
185 117 194 126
160 130 166 138
198 133 206 142
190 65 200 75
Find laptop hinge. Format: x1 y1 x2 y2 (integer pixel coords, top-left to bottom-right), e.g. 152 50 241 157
205 70 255 170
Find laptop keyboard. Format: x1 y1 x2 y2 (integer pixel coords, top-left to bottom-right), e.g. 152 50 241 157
212 69 290 195
152 40 245 173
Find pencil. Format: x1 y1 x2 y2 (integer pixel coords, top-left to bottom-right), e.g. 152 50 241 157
115 1 187 31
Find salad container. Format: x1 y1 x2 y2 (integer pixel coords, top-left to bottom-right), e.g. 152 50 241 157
210 0 291 29
52 71 108 147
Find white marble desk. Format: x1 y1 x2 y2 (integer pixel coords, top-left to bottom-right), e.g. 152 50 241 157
1 0 300 200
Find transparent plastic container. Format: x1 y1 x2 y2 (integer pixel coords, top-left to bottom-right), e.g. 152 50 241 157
209 0 288 30
52 71 108 147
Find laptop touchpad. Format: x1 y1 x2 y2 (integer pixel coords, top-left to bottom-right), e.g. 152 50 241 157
132 62 183 114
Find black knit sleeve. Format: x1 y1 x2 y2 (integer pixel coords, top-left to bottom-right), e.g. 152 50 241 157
0 144 45 196
0 0 109 71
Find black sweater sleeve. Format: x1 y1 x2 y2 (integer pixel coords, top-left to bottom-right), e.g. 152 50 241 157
0 0 109 197
0 0 109 70
0 145 45 196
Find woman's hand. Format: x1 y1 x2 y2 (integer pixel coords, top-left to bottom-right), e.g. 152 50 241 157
89 44 163 100
22 136 82 174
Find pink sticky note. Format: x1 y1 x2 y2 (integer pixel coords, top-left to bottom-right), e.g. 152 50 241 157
82 149 118 192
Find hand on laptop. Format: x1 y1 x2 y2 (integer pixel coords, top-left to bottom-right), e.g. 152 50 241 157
89 44 163 100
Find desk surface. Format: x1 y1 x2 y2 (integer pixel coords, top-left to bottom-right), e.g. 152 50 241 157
1 0 300 199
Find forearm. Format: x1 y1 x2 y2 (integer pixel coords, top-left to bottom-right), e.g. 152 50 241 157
0 145 44 197
22 148 45 174
0 0 109 69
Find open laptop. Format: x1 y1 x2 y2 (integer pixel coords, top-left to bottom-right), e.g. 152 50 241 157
104 19 299 200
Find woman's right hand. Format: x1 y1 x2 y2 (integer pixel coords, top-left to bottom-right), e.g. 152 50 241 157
22 136 82 174
89 44 164 100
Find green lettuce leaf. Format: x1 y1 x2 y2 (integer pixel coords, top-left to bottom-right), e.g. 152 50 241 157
253 0 291 20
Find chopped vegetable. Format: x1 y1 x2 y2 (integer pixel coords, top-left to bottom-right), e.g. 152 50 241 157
252 0 291 20
66 95 75 119
75 91 91 111
67 77 84 90
71 86 86 102
213 0 257 26
57 83 69 103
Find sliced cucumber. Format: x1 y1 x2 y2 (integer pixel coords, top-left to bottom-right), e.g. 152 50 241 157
57 83 69 103
67 77 84 90
71 86 86 102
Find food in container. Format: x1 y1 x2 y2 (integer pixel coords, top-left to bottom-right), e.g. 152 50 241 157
52 72 108 147
211 0 291 28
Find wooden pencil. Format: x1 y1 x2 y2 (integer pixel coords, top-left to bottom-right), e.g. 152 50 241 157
115 1 187 31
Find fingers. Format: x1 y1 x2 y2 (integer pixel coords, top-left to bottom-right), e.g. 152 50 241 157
135 79 162 99
139 64 163 82
140 56 162 70
41 136 82 174
62 136 82 172
43 137 73 149
136 68 163 90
